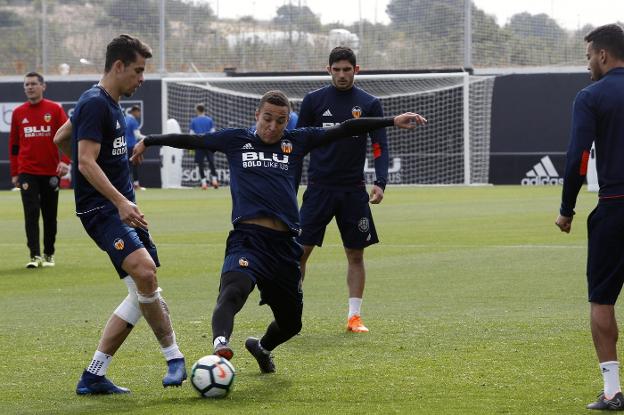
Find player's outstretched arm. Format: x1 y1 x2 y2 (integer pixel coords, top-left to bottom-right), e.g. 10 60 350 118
311 113 427 151
130 133 206 164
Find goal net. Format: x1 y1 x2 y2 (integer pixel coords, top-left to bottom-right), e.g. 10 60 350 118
161 73 494 187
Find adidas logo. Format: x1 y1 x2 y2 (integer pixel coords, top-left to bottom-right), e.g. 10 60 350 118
242 143 254 150
116 121 121 129
521 156 563 186
322 109 332 117
22 118 29 124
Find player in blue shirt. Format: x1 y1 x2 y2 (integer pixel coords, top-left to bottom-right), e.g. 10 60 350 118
189 104 219 189
286 102 298 130
296 46 389 333
131 90 426 373
54 34 186 394
555 24 624 410
124 105 145 190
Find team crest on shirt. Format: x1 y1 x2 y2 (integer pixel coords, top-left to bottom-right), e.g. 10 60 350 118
239 257 249 267
351 106 362 119
44 113 52 123
281 139 293 154
357 217 369 232
114 238 125 250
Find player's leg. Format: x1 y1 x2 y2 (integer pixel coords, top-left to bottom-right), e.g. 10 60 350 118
211 271 254 359
246 237 303 373
122 246 186 386
335 189 379 333
77 276 138 395
19 174 42 267
40 175 59 266
206 151 219 188
300 245 315 281
195 150 208 189
585 203 624 409
297 186 334 281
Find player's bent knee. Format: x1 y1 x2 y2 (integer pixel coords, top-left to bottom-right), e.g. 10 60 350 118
137 289 162 304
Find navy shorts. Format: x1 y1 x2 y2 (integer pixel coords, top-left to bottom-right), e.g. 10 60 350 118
222 223 303 308
298 186 379 249
79 207 160 278
587 200 624 304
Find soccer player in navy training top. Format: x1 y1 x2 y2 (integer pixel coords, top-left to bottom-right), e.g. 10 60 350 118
131 90 426 373
555 24 624 411
296 46 388 333
54 34 186 394
190 103 219 189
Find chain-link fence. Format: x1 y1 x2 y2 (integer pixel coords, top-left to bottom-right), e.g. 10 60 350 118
0 0 611 76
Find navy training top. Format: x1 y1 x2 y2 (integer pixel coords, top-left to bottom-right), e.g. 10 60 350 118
71 85 134 214
561 67 624 216
145 117 395 236
296 84 389 188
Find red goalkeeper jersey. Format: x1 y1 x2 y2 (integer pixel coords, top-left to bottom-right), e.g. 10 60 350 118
9 98 69 177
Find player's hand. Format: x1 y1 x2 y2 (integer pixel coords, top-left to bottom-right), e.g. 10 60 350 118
394 112 427 129
11 175 19 187
130 140 146 165
555 214 573 233
118 200 148 228
369 185 384 204
56 161 69 176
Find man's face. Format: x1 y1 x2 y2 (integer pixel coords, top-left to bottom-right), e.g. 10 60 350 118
130 109 141 119
24 76 45 103
586 42 604 81
254 102 289 144
117 54 146 97
327 59 359 91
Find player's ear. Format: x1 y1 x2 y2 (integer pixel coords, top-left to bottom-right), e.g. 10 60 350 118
113 59 125 73
354 64 360 75
326 65 331 75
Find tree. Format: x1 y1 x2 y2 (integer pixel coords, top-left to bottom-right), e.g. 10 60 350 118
273 4 321 33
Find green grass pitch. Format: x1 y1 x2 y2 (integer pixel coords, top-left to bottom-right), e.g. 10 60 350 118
0 186 604 414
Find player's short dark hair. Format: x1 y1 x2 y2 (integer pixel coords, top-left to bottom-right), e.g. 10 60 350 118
328 46 356 67
585 24 624 61
25 71 44 84
258 90 289 110
130 105 140 112
105 34 152 72
195 104 205 113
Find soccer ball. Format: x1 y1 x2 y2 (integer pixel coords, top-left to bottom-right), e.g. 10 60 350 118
190 355 236 398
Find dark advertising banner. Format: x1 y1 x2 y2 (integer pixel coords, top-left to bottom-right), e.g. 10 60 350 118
489 72 592 185
0 78 162 189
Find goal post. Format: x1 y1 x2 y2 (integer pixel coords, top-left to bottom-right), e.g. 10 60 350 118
161 73 494 187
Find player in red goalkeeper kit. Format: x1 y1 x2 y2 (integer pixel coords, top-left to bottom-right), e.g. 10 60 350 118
9 72 69 268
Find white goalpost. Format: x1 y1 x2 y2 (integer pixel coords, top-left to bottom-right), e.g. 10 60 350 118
161 73 494 188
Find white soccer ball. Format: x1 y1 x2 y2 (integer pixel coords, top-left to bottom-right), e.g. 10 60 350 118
190 355 235 398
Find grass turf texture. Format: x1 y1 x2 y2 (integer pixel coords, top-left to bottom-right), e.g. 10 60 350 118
0 186 602 414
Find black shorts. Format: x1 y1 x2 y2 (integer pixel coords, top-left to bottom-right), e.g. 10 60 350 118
79 206 160 278
587 199 624 304
221 223 303 308
298 185 379 249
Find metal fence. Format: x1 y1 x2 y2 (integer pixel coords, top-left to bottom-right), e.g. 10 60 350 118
0 0 605 77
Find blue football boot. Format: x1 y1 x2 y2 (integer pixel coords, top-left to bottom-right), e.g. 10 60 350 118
75 370 130 395
162 358 187 387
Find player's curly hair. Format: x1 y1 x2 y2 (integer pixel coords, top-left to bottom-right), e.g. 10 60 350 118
585 24 624 61
105 34 152 72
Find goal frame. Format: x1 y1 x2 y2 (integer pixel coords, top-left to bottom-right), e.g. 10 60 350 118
162 72 473 185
